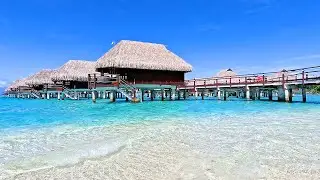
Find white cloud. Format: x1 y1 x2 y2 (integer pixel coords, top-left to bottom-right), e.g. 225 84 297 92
0 80 9 88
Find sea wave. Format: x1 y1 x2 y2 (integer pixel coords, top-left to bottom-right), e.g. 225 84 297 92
0 125 128 178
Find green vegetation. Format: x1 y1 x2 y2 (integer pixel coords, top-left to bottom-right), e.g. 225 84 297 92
308 85 320 94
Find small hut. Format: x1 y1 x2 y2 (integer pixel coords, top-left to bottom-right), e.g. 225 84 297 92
6 78 31 94
95 40 192 84
267 69 295 82
25 69 56 90
215 69 239 84
216 69 237 77
6 80 21 92
51 60 96 89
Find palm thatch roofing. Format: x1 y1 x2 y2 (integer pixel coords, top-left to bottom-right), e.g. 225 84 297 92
51 60 96 82
95 40 192 72
25 69 56 86
7 78 27 91
216 69 237 77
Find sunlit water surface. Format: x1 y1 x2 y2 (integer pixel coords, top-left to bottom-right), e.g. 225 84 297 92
0 95 319 179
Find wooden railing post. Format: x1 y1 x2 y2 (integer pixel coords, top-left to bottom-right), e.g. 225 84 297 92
282 73 285 88
93 74 97 89
88 74 91 89
262 75 265 86
302 70 305 85
306 73 308 81
117 74 120 88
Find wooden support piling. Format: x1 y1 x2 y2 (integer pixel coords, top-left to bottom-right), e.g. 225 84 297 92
302 87 306 103
268 90 273 101
161 89 165 101
141 89 144 101
150 90 154 101
92 91 97 103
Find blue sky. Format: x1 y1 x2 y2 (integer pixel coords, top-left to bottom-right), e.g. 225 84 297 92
0 0 320 87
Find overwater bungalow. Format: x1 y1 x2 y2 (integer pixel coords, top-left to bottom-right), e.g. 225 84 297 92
89 40 193 102
95 40 192 84
50 60 96 100
23 69 56 98
25 69 55 89
5 79 23 97
5 78 31 98
52 60 96 88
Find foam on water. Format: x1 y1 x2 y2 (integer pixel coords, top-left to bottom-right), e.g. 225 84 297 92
0 125 128 177
0 95 320 179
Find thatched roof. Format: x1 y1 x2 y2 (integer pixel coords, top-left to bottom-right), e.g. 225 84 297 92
25 69 55 86
216 69 237 77
95 40 192 72
6 78 27 91
51 60 96 82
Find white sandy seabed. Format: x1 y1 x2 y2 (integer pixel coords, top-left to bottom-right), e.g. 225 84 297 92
1 115 320 180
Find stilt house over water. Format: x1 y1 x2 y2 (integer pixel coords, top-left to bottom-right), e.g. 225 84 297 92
25 69 56 90
52 60 96 89
95 40 192 85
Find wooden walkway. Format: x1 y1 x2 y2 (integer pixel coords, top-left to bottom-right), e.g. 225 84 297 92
178 66 320 102
6 65 320 103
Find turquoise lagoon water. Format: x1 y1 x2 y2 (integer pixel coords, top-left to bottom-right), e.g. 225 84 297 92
0 95 320 178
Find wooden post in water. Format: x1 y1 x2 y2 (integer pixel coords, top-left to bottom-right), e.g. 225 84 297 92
268 90 273 101
161 89 165 101
141 89 144 102
257 89 261 100
171 89 176 100
150 90 154 101
288 89 293 103
284 84 292 103
177 90 181 100
102 91 106 99
223 90 227 101
195 88 198 99
217 87 221 100
245 86 250 100
302 70 306 103
92 91 97 103
302 87 306 103
277 87 285 102
183 89 186 100
110 90 116 102
201 91 204 100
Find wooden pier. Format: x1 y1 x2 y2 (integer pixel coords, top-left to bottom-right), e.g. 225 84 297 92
179 66 320 103
86 66 320 103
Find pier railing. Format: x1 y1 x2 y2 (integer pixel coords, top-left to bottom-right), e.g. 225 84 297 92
181 66 320 89
88 73 119 89
88 73 185 89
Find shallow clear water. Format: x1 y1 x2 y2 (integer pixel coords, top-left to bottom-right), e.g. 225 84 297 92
0 95 319 179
